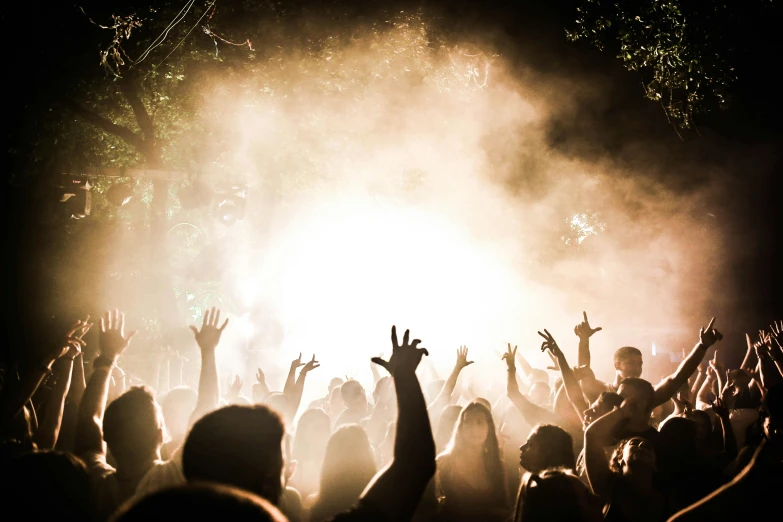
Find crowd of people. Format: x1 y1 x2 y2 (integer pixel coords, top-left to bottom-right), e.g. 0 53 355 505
1 307 781 521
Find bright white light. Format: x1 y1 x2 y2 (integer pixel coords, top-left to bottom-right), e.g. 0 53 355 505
271 194 533 380
651 342 657 356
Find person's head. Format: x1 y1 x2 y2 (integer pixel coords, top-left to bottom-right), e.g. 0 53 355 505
161 386 197 442
328 377 344 393
609 437 657 476
685 409 712 445
111 483 287 522
658 416 698 466
514 468 603 522
614 347 643 380
434 404 462 453
447 401 498 451
314 425 377 520
582 392 623 428
340 380 367 412
372 376 395 407
727 369 752 389
104 386 164 465
293 408 331 462
762 383 783 441
519 424 575 473
474 396 492 412
443 401 506 503
617 378 655 423
182 405 286 504
528 369 549 385
264 392 291 418
529 382 551 407
4 450 93 521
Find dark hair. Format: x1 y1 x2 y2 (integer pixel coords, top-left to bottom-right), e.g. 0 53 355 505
3 450 93 521
104 386 162 463
529 424 576 470
614 347 642 363
293 408 331 462
617 378 655 412
597 392 624 410
183 405 286 504
112 483 287 522
609 437 656 474
515 468 597 522
442 401 507 505
434 405 462 453
310 424 377 522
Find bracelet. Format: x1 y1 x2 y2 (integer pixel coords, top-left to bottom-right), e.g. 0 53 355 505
93 356 116 370
38 363 54 376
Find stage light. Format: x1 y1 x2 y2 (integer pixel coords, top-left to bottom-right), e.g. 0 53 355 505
213 187 246 226
106 182 134 207
59 176 92 219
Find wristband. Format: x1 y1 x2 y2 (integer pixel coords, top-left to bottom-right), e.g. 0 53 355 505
93 356 116 370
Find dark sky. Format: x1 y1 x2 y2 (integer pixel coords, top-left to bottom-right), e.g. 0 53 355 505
2 1 781 357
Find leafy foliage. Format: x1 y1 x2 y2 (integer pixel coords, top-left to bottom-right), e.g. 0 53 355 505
568 0 774 128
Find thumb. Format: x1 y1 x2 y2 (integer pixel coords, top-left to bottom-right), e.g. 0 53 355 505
189 325 199 335
466 360 474 366
593 327 603 333
127 330 137 340
546 366 557 371
371 357 389 370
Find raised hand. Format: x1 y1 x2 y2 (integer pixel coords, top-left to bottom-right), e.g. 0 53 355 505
228 375 243 398
99 309 136 361
538 329 563 359
502 343 517 371
372 326 428 375
256 368 266 385
290 353 306 371
699 317 723 348
189 307 229 353
708 350 725 375
302 354 321 373
55 317 92 361
711 396 730 418
545 351 561 371
456 345 474 370
574 311 602 339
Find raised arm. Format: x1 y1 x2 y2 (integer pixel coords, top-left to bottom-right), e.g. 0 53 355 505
356 326 436 522
540 329 589 422
574 311 602 369
290 355 320 418
503 344 560 426
35 320 92 449
696 366 718 408
653 318 722 407
690 365 707 404
428 346 473 413
710 397 737 468
75 310 135 456
584 405 627 500
283 354 305 397
189 307 229 424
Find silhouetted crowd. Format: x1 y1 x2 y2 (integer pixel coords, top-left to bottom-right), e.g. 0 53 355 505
1 308 781 521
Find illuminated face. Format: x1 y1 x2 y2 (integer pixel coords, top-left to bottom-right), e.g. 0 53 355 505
615 354 643 379
462 409 490 447
621 438 656 472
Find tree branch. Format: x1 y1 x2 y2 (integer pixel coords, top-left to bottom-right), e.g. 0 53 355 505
119 74 156 149
61 98 146 152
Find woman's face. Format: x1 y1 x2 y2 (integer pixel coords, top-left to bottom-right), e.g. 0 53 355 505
519 430 544 472
621 438 656 472
462 409 490 447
